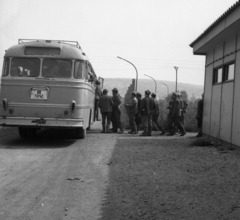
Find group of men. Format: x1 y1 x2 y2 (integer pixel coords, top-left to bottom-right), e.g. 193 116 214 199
96 79 204 137
96 82 124 133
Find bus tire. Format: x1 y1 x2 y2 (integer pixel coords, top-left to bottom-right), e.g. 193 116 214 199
18 127 37 138
75 127 86 139
18 127 27 138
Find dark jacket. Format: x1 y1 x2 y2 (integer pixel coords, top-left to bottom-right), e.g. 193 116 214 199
152 98 159 116
98 95 114 113
197 98 204 119
95 85 102 100
140 96 156 116
137 97 142 114
171 99 181 117
112 93 121 112
127 97 138 114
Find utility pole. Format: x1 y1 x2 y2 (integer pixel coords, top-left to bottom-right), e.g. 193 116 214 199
174 66 178 92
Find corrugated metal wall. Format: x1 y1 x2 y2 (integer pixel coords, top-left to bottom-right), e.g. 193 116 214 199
203 34 240 146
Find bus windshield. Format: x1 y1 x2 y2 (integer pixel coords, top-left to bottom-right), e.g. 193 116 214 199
42 59 72 78
10 58 40 77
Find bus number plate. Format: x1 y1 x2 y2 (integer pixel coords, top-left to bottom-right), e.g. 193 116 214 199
31 89 48 100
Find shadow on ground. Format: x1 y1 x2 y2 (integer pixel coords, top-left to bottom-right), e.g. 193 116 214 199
0 128 77 149
98 135 240 220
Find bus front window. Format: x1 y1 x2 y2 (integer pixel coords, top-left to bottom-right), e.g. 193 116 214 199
42 59 71 78
10 58 40 77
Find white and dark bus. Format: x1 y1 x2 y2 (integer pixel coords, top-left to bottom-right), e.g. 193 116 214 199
0 39 103 139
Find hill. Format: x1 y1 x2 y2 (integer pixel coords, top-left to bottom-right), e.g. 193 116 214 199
103 78 203 99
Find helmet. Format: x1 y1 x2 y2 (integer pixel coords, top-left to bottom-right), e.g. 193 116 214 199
145 90 151 96
137 92 142 97
151 92 156 98
131 91 137 96
103 89 108 94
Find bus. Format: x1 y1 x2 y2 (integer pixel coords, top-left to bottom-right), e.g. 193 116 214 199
0 39 103 139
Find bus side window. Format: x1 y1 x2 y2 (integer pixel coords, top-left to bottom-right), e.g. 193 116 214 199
2 58 10 76
74 60 84 79
87 63 94 84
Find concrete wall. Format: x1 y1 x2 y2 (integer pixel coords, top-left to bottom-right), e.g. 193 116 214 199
203 33 240 146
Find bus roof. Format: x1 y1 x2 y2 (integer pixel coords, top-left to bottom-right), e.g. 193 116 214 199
4 39 88 61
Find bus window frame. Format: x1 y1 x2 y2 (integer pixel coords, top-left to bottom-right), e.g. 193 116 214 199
9 57 41 77
86 62 95 84
2 57 10 77
42 58 72 79
74 59 87 79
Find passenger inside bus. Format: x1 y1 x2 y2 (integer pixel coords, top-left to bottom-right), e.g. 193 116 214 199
10 58 39 77
42 61 71 78
10 65 21 76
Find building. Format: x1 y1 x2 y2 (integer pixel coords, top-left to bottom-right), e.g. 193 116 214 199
190 1 240 147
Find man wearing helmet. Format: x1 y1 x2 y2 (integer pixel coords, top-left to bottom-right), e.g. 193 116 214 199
95 80 102 120
140 90 156 136
151 92 165 135
111 88 124 133
168 92 186 136
125 91 138 134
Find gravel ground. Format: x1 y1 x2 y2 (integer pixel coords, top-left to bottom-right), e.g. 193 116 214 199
1 125 240 220
100 132 240 220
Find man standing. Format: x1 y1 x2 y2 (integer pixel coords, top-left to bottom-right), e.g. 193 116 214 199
135 92 142 132
125 91 138 134
151 93 165 135
181 99 188 125
95 80 102 120
112 88 124 133
140 90 156 136
98 89 113 133
168 92 186 136
196 93 204 137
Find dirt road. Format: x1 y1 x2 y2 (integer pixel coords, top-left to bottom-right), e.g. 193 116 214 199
0 123 240 220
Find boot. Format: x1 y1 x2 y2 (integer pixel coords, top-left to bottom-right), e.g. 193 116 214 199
118 124 124 134
148 126 152 136
140 127 148 136
106 124 111 133
101 124 105 133
132 124 137 134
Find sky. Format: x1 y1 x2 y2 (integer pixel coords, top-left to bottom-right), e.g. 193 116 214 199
0 0 238 86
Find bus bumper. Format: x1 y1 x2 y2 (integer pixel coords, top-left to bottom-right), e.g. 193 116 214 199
0 117 84 128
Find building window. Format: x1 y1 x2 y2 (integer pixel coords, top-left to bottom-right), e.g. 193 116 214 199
213 62 235 85
223 63 234 82
213 67 222 84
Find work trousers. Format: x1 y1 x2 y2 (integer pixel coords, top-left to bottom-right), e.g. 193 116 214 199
152 114 165 132
135 113 141 130
180 113 186 125
111 108 123 131
169 116 185 134
129 112 137 132
95 99 99 119
101 112 112 133
141 114 152 135
102 112 112 127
